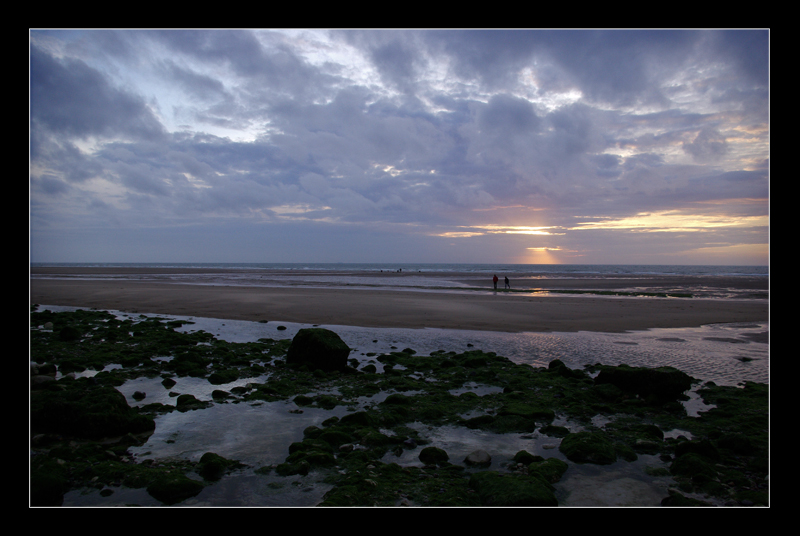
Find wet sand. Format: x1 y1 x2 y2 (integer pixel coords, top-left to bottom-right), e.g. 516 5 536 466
30 271 768 333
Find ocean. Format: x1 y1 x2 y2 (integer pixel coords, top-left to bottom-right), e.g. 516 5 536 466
30 262 769 301
29 262 769 276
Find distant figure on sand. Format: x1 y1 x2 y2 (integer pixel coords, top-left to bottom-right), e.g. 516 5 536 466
493 274 499 289
504 276 510 289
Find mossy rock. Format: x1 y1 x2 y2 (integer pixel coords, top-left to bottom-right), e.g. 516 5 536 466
287 449 336 467
592 383 624 401
594 364 694 401
30 457 68 506
30 383 155 439
317 429 355 447
196 452 242 481
465 414 496 429
286 328 351 372
419 446 449 466
383 393 414 406
275 461 310 476
539 425 570 437
513 450 542 465
176 394 212 412
59 325 82 341
146 473 205 505
293 394 314 406
208 369 240 385
670 452 718 478
497 402 554 422
339 411 374 428
528 458 569 484
288 438 333 455
316 395 340 410
547 359 587 379
674 439 720 461
716 433 757 455
559 431 617 465
469 471 557 506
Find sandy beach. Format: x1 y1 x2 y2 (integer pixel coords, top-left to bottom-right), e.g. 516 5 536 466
30 269 768 333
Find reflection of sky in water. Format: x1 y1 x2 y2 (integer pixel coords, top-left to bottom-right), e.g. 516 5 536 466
165 313 768 387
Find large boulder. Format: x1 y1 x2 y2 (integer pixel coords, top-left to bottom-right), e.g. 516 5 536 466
30 383 155 439
286 328 351 372
593 364 694 401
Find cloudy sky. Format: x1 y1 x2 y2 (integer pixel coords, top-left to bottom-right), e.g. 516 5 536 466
29 29 769 265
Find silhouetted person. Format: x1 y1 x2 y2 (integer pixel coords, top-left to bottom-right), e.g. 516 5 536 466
504 276 510 289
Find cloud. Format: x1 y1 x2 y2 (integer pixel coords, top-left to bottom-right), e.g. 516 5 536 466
29 29 769 265
683 127 729 162
30 44 166 142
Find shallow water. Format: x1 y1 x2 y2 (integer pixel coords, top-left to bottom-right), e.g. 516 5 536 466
158 312 768 387
42 306 767 507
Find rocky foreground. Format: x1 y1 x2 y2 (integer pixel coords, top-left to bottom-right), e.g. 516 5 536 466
30 308 768 506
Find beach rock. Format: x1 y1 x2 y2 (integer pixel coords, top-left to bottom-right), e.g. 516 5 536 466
176 394 212 412
196 452 240 481
419 446 449 466
31 375 56 388
559 431 617 465
464 449 492 466
30 383 155 439
513 450 542 465
286 328 351 372
146 473 204 505
594 364 694 401
161 377 177 389
468 471 557 506
528 458 569 483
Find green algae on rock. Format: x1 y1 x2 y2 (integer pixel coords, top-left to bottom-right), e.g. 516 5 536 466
286 328 352 372
30 308 768 506
469 471 558 506
559 431 618 465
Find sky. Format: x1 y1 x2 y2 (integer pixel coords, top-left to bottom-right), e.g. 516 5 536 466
29 29 769 265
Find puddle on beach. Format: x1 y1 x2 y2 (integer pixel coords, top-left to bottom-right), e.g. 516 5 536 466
556 456 675 507
40 306 767 507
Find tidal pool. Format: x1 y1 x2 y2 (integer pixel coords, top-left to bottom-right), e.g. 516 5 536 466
38 306 767 507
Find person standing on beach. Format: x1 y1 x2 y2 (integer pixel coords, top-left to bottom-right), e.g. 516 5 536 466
504 276 510 289
493 274 499 289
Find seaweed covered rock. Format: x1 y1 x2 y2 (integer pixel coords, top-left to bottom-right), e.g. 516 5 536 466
286 328 351 372
559 431 617 465
146 473 205 505
594 364 694 402
468 471 557 506
196 452 244 481
30 457 68 506
30 381 155 439
419 446 449 466
528 458 569 484
176 394 213 412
